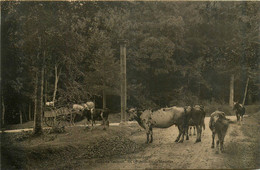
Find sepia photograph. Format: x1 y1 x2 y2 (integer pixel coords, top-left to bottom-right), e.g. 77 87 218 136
1 1 260 169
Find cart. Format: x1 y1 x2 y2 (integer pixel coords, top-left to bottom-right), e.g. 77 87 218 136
44 107 78 127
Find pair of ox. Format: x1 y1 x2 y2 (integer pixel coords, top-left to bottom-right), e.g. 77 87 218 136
128 105 205 144
72 102 109 129
82 108 109 130
72 101 95 112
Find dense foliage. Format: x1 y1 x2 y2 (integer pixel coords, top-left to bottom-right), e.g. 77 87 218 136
1 2 259 124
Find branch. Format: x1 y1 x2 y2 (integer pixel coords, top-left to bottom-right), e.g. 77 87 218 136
57 67 62 80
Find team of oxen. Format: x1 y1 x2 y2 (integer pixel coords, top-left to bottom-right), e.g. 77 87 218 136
127 102 245 153
45 101 109 129
72 102 110 129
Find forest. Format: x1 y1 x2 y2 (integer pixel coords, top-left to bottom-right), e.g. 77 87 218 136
1 1 259 128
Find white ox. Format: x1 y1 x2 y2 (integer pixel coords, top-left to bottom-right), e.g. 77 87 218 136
73 104 85 111
46 101 54 107
84 101 95 110
73 102 95 112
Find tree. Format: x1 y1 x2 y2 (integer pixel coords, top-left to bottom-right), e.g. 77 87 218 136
2 1 259 126
84 25 120 108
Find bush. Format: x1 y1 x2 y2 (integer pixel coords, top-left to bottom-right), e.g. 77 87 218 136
169 91 200 107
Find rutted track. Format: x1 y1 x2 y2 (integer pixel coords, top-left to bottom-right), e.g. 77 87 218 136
83 116 255 169
0 122 137 133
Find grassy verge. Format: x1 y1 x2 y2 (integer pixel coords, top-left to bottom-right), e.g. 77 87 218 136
224 111 260 169
1 126 143 169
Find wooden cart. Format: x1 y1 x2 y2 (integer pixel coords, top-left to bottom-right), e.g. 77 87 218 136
44 107 78 127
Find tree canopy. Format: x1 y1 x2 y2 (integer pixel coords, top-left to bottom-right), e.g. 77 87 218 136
1 1 259 124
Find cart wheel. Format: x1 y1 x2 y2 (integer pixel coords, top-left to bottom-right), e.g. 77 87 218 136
44 117 55 127
56 115 70 128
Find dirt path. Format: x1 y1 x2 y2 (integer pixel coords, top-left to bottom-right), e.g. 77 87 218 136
0 122 137 133
80 116 255 169
2 114 258 169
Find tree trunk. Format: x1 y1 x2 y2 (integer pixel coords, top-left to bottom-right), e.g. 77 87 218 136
2 95 5 127
119 41 127 123
29 103 31 121
229 74 234 107
103 89 106 109
33 66 44 135
19 110 23 124
52 64 61 107
44 68 48 105
94 96 96 108
24 105 28 122
242 77 249 105
33 72 38 121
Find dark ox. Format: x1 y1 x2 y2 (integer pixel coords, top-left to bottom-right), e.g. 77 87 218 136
186 105 206 143
233 102 245 122
188 122 196 136
83 108 109 129
128 107 189 144
209 111 229 153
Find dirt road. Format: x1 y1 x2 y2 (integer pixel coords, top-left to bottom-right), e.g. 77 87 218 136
82 115 258 169
2 114 259 169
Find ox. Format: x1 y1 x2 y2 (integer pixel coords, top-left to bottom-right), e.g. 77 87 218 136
46 101 54 107
72 104 85 111
128 107 189 144
82 108 109 129
83 101 95 123
82 101 95 114
209 111 229 153
186 105 206 143
84 101 95 110
233 102 245 122
188 120 196 136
